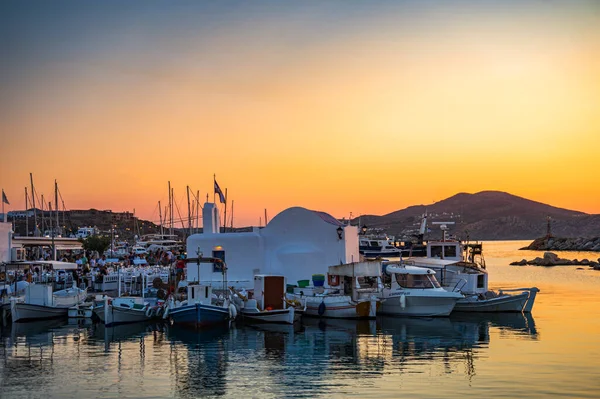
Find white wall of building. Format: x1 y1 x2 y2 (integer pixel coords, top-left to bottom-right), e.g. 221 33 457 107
186 205 360 289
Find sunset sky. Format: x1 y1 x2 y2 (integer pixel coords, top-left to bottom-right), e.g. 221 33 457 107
1 1 599 226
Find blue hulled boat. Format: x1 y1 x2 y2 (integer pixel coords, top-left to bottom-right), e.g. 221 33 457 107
168 302 231 327
164 255 235 328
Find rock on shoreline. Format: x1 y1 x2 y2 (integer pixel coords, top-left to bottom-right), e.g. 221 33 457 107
520 236 600 252
511 252 600 269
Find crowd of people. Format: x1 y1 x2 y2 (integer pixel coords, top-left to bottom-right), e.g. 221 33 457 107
5 247 188 292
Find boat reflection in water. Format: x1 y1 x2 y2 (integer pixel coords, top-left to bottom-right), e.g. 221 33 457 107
0 312 539 399
166 325 231 398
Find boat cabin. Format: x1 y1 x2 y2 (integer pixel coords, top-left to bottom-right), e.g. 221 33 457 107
402 257 488 295
187 284 213 306
327 261 382 301
383 264 442 290
251 275 285 311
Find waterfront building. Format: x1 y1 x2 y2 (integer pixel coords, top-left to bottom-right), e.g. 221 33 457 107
186 203 359 289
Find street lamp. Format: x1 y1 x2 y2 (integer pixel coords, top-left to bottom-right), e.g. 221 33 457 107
361 225 368 235
336 226 343 240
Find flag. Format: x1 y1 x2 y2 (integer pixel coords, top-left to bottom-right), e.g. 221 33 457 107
214 180 226 204
1 190 8 205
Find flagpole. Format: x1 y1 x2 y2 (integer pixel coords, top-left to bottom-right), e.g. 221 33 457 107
213 174 216 204
1 190 4 223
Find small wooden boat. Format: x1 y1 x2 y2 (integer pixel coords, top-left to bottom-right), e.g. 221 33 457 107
236 275 303 324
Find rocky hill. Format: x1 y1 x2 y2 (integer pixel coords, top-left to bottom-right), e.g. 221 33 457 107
356 191 600 241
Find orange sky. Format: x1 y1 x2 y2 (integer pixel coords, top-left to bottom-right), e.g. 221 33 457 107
1 1 599 226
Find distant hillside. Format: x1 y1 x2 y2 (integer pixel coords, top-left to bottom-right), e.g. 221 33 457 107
356 191 599 240
11 208 163 241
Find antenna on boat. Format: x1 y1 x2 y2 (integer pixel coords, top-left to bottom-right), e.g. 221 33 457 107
431 221 455 242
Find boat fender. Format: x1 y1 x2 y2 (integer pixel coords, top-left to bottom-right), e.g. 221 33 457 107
145 306 153 318
162 305 170 319
156 307 163 317
400 294 406 309
318 301 326 316
229 303 237 320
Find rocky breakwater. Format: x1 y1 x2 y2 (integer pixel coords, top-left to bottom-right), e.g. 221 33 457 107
511 252 600 270
521 236 600 252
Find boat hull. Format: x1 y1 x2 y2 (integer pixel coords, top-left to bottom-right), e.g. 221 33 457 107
169 303 230 328
95 303 153 326
379 294 459 317
240 307 299 324
453 292 530 313
297 296 378 319
68 303 93 318
11 302 69 322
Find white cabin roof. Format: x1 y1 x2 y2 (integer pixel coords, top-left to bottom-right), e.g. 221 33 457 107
385 264 436 275
328 261 382 277
403 258 460 267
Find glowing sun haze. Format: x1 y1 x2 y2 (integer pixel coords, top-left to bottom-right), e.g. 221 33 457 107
1 1 599 226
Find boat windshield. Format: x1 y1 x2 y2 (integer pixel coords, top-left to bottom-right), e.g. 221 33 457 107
395 274 441 289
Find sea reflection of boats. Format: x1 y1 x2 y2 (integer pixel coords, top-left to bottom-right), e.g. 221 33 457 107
377 311 538 357
4 318 68 343
90 321 165 343
450 312 538 339
167 325 231 398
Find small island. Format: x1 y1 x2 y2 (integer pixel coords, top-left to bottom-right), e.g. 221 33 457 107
511 252 600 269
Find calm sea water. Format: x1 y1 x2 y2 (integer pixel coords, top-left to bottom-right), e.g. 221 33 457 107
2 241 600 399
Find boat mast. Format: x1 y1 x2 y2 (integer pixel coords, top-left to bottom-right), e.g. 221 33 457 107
158 200 164 236
30 173 37 236
55 180 59 238
230 200 234 230
24 187 29 236
167 181 171 236
170 187 174 237
187 185 192 236
196 190 200 233
49 201 56 260
41 194 45 235
223 188 228 232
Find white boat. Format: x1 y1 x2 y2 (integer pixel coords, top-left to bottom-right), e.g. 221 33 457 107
379 264 463 317
235 275 302 324
287 261 382 319
11 284 87 322
359 236 401 257
404 240 539 313
93 296 160 326
92 270 162 326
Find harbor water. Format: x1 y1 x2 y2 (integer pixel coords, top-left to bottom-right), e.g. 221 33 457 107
1 241 599 398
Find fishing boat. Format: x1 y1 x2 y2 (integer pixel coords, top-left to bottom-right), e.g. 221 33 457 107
92 271 163 326
379 263 464 317
359 236 401 257
163 255 235 328
404 240 539 313
234 275 303 324
11 284 87 322
287 261 382 319
8 261 87 322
